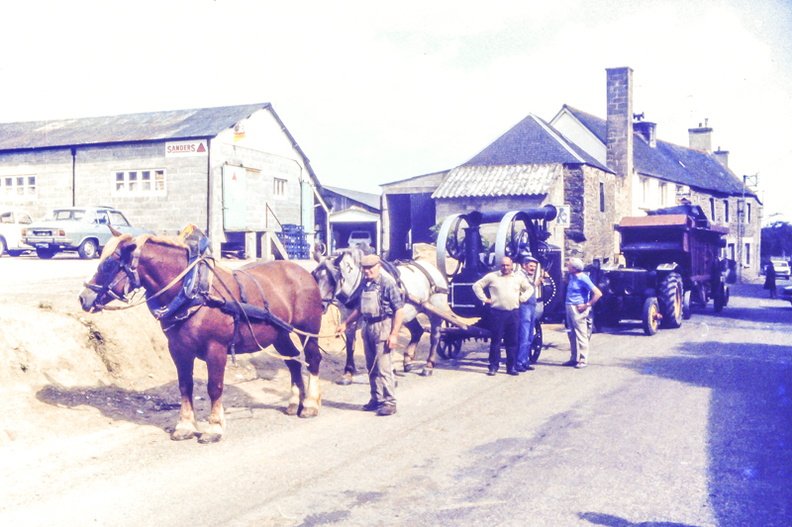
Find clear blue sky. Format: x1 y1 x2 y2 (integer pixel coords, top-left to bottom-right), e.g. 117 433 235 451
2 0 790 221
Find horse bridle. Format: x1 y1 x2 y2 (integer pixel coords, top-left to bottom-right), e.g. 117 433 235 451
83 245 143 307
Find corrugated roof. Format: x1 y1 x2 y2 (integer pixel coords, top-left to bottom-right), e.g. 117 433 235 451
324 185 381 210
432 164 562 199
0 103 270 151
562 105 753 197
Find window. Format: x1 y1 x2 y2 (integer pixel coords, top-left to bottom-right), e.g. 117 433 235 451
640 177 650 206
599 182 605 212
1 174 36 198
114 169 166 195
745 243 751 266
746 203 752 223
659 182 667 206
710 198 716 221
727 243 735 260
274 177 287 197
723 200 729 222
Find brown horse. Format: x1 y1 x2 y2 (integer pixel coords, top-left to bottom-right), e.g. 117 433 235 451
78 231 323 443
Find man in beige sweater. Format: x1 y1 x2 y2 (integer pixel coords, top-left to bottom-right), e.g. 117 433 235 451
473 256 530 376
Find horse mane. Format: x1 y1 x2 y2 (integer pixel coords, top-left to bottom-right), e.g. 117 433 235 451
143 233 189 250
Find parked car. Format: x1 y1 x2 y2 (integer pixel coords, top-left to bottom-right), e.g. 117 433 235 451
0 209 34 257
347 230 373 249
771 259 790 281
22 206 154 259
780 284 792 305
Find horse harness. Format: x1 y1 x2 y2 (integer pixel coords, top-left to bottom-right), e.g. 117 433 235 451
99 230 298 359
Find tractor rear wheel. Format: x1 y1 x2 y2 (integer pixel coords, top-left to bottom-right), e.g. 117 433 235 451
659 272 683 328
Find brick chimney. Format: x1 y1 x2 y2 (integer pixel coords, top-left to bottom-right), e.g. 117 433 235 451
688 119 713 152
606 67 634 178
634 119 657 148
714 147 729 167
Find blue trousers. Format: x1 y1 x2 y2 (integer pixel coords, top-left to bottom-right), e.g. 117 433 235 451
517 302 537 366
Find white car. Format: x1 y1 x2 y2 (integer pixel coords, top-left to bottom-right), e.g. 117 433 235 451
0 209 34 257
772 259 790 280
347 230 373 249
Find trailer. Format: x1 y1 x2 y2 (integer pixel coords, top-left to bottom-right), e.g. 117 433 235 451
591 204 736 335
434 205 564 361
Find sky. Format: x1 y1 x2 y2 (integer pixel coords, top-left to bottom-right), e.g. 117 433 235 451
2 0 791 222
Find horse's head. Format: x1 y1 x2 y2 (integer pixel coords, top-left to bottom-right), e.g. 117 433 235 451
310 249 364 311
79 231 143 313
311 255 341 313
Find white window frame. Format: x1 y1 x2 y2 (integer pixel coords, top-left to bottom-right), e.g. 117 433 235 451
273 177 287 198
1 174 37 200
113 169 167 195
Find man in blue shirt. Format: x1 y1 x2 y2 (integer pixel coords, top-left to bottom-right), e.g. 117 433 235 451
564 258 602 369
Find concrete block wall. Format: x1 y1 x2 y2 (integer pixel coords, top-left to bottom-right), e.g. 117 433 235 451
75 143 209 235
0 149 75 219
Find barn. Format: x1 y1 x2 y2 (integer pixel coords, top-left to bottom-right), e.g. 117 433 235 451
0 103 329 259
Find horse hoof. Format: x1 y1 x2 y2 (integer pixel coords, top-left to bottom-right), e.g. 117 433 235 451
336 374 353 386
285 403 300 416
170 427 197 441
420 367 434 377
299 407 319 418
198 432 223 444
404 362 415 373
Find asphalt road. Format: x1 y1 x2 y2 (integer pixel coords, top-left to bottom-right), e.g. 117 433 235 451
1 255 791 527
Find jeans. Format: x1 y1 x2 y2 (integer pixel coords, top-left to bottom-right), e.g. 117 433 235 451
488 308 519 371
517 302 537 366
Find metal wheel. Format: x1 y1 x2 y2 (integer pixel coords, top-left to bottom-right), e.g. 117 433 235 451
642 296 660 336
528 323 543 363
436 213 467 280
437 337 462 360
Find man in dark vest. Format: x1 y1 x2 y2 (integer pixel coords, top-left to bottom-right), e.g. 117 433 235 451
336 254 405 416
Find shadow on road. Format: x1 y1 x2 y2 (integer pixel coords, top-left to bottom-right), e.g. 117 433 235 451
579 511 700 526
628 341 792 527
35 380 291 435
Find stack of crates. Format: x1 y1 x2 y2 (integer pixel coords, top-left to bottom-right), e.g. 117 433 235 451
277 224 310 260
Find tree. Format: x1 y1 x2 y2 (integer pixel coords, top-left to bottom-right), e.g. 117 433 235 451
761 221 792 261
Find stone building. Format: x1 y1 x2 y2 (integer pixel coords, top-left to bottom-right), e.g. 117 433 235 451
0 103 329 258
382 67 762 278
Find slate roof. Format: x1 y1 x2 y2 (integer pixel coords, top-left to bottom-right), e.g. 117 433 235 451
463 114 610 172
433 114 609 199
0 103 271 151
562 105 753 197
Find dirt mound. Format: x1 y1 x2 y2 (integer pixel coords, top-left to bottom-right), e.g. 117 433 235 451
0 294 353 447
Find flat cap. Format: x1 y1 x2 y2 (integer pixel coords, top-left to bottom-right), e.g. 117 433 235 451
522 256 539 264
361 254 381 267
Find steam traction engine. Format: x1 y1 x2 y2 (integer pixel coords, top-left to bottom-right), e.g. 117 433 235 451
434 205 564 362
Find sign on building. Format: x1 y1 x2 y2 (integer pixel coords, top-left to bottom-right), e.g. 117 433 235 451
165 140 208 157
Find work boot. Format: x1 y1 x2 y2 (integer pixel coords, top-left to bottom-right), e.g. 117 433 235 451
376 404 397 416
